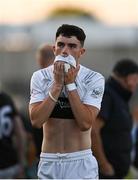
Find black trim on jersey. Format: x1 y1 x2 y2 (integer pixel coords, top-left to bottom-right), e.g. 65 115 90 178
50 97 75 119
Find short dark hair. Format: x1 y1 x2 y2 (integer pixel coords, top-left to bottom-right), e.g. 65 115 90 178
113 58 138 77
56 24 86 46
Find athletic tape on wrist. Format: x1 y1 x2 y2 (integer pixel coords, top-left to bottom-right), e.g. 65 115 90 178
48 91 58 102
66 83 77 91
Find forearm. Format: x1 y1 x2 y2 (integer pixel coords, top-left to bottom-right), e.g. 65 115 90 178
67 90 98 131
91 128 109 167
30 83 62 128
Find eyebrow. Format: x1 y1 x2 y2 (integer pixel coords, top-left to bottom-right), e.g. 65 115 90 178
68 43 77 46
57 42 77 46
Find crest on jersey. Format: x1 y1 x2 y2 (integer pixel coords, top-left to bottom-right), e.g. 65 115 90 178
91 87 103 98
31 89 39 97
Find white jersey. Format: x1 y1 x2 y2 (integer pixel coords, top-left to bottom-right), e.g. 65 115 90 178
30 65 105 110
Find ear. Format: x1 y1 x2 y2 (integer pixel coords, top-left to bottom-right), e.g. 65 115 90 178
53 45 56 54
80 48 85 56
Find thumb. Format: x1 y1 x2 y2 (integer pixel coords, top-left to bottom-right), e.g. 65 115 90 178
75 64 80 73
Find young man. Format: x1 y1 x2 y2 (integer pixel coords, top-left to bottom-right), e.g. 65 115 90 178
91 59 138 179
29 24 105 179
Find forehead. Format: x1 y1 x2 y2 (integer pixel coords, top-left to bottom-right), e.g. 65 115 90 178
56 35 81 45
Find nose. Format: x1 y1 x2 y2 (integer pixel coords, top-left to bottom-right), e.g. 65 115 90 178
61 45 69 57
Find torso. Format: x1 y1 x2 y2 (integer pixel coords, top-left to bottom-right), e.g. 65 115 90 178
42 118 91 153
100 78 133 172
30 65 104 153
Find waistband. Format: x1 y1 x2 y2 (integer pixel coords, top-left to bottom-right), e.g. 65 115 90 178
40 149 92 162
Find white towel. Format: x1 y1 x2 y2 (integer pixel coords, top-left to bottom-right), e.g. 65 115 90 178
54 55 76 68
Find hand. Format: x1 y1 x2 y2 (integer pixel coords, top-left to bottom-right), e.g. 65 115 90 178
100 161 115 176
64 64 80 85
53 61 64 86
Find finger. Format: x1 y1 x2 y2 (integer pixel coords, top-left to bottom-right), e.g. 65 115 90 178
75 64 80 72
54 62 62 73
54 62 58 72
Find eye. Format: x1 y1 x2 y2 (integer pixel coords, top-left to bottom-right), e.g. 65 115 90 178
68 44 77 49
57 42 65 48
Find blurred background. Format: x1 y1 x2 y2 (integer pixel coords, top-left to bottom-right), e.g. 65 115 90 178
0 0 138 178
0 0 138 122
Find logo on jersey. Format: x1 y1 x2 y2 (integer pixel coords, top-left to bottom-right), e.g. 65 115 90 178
91 87 103 98
31 89 39 97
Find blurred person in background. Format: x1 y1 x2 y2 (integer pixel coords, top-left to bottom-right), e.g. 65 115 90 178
29 24 105 179
36 43 55 69
23 44 55 179
130 106 138 178
33 43 55 158
0 90 26 178
91 59 138 179
25 44 55 179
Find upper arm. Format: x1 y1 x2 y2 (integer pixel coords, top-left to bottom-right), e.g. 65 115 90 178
83 76 105 110
29 71 45 104
29 102 42 118
86 104 99 118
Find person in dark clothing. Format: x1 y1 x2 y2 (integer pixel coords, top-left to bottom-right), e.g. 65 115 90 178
130 107 138 178
91 58 138 179
0 91 26 178
131 107 138 162
133 127 138 168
